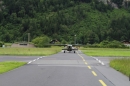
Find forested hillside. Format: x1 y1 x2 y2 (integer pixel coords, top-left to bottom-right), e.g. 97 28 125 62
0 0 130 44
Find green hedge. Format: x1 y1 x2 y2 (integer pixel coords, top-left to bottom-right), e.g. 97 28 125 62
85 40 128 48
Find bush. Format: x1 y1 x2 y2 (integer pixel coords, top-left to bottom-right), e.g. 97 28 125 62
61 40 67 44
0 41 4 47
99 40 128 48
108 40 125 48
99 40 110 48
32 36 50 47
85 43 100 48
84 40 128 48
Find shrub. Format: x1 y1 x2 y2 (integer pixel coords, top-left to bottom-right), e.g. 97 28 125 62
99 40 110 48
108 40 125 48
84 40 128 48
85 43 100 48
61 40 67 44
0 41 4 47
32 36 50 47
99 40 127 48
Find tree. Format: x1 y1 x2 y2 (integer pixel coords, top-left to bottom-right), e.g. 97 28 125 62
32 35 50 47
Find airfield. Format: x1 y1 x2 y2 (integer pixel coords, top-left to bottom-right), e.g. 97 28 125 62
0 50 130 86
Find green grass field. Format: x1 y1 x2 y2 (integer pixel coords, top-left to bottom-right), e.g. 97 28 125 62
0 61 26 74
0 46 62 56
0 47 62 74
81 48 130 57
110 58 130 76
81 48 130 77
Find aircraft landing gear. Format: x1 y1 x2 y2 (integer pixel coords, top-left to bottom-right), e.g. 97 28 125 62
74 51 75 53
64 51 65 53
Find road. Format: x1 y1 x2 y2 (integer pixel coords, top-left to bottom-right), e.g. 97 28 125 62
0 50 130 86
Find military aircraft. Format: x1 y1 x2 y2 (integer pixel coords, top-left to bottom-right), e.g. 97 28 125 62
62 44 79 53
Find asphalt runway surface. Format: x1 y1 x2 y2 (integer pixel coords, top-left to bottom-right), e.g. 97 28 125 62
0 50 130 86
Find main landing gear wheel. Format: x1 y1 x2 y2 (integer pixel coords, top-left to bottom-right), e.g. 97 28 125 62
74 51 75 53
64 51 65 53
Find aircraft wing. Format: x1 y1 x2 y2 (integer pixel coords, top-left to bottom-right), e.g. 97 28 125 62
72 48 78 50
72 47 78 50
62 49 67 50
71 44 82 46
62 47 78 50
62 48 78 50
47 44 67 46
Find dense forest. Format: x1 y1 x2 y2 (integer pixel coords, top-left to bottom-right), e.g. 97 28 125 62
0 0 130 44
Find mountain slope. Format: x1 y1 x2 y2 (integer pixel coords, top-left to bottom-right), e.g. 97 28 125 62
0 0 130 44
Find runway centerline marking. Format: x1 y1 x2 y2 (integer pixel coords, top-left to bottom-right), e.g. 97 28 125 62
76 51 87 62
99 80 107 86
85 62 87 65
77 51 107 86
92 71 97 76
83 59 85 61
88 66 91 69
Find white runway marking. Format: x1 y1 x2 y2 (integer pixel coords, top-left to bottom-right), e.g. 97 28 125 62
92 57 105 65
27 56 45 64
101 62 105 65
27 61 32 64
33 59 36 62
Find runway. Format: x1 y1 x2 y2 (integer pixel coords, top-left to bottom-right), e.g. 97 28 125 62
0 50 129 86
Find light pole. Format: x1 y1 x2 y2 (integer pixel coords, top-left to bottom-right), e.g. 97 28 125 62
75 35 76 44
28 33 30 44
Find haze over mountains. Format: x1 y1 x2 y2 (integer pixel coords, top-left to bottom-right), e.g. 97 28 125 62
0 0 130 44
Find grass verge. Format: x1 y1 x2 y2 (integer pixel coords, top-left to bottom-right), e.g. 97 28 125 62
0 61 26 74
81 48 130 77
81 48 130 57
0 46 62 56
110 58 130 76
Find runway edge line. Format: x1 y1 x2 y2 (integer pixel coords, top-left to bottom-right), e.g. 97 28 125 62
27 56 45 64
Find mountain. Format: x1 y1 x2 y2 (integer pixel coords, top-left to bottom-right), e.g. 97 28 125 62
0 0 130 44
